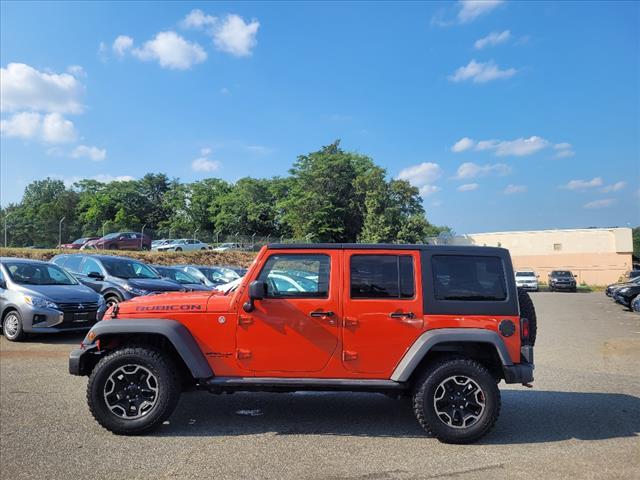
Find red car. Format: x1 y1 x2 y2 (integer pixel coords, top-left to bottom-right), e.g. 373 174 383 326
60 237 99 249
82 232 151 251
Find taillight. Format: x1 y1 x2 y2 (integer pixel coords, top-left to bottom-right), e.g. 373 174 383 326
520 317 530 340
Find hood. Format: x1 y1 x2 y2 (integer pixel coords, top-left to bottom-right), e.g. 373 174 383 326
124 278 185 292
182 283 214 292
113 290 232 315
15 284 101 302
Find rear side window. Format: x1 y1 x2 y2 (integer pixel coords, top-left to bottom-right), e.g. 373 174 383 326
63 255 83 273
431 255 506 301
350 255 415 299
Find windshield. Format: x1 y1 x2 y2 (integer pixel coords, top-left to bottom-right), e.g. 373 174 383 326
101 258 160 279
198 267 240 283
102 233 120 240
3 262 78 285
551 271 572 277
156 267 199 284
72 237 89 244
516 272 535 277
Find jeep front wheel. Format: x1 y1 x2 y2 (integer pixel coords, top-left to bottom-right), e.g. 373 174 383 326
412 358 500 444
87 347 181 435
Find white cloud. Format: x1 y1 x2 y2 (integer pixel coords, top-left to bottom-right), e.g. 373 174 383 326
458 0 504 23
455 162 511 179
449 59 517 83
397 162 443 197
67 65 86 77
200 147 212 156
561 177 603 190
93 174 134 183
71 145 107 161
41 113 77 143
504 184 527 194
192 157 220 172
1 112 77 143
451 137 475 152
213 14 260 57
113 35 134 56
458 183 479 191
553 142 575 158
1 63 85 114
601 181 626 193
181 9 217 29
584 198 616 209
474 30 511 49
131 31 207 70
0 112 41 139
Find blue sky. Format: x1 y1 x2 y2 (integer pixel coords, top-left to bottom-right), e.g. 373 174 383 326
1 1 638 234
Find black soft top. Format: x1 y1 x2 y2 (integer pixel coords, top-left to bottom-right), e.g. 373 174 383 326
267 243 509 255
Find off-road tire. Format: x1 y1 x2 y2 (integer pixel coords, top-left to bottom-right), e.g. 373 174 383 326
87 347 181 435
2 310 26 341
412 358 500 444
517 288 537 346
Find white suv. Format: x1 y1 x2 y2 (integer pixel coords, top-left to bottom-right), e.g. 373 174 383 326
515 270 539 291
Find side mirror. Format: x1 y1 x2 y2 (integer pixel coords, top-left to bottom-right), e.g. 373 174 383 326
88 271 104 281
243 280 267 312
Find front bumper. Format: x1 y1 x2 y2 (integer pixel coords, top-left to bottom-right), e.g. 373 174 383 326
69 343 101 375
517 284 539 291
21 304 105 333
550 283 576 291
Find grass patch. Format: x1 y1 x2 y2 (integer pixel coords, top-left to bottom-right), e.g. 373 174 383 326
0 247 257 267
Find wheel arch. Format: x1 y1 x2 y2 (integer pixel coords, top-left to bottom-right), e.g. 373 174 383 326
391 329 512 383
74 319 213 380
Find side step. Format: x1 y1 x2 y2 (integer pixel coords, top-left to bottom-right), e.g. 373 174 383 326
201 377 408 393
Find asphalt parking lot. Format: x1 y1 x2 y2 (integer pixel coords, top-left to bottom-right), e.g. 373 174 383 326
1 292 639 480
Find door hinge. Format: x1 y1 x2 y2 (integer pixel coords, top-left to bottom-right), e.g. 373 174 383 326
342 350 359 361
344 317 358 328
238 316 253 326
236 349 252 359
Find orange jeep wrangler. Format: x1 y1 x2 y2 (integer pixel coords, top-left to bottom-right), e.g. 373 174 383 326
70 244 536 444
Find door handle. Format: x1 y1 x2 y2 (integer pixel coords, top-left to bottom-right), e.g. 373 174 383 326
310 311 334 318
389 312 415 319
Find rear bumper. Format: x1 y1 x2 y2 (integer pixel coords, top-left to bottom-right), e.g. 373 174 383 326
503 345 534 384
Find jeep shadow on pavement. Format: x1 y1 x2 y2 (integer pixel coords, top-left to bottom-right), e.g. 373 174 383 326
70 243 537 444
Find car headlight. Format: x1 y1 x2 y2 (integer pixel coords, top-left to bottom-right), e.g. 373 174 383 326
123 284 150 296
23 295 59 309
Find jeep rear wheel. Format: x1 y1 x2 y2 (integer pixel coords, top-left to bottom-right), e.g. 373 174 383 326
412 358 500 444
87 347 181 435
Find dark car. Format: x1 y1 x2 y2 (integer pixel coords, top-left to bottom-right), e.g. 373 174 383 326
60 237 99 250
82 232 151 251
631 294 640 313
151 265 213 291
51 254 184 308
0 258 106 341
628 270 640 280
605 276 640 297
177 265 241 287
548 270 577 292
613 283 640 309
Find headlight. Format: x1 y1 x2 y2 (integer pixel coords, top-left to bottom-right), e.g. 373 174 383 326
23 295 59 309
123 284 150 296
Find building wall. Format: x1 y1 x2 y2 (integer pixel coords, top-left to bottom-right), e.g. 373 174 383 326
431 228 633 285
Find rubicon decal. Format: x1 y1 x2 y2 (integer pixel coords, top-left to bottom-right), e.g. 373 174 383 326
135 305 203 312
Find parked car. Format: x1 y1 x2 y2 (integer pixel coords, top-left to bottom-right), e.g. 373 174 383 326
515 270 539 291
152 265 213 291
548 270 577 292
631 294 640 313
0 258 106 341
82 232 151 251
605 276 640 297
225 265 248 277
60 237 99 250
151 239 175 250
613 283 640 310
627 270 640 280
212 242 241 252
155 239 210 252
51 254 184 308
178 265 241 287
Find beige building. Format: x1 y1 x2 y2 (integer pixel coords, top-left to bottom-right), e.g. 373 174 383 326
432 227 634 285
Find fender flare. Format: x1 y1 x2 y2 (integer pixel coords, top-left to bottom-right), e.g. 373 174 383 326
78 319 213 379
390 328 513 382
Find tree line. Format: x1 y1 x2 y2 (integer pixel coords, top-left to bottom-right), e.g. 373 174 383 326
1 141 449 247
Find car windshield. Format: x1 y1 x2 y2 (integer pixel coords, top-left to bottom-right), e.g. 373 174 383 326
198 267 240 283
156 267 199 284
552 271 572 277
101 258 160 279
72 237 89 244
3 262 78 285
102 233 120 240
516 272 535 277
